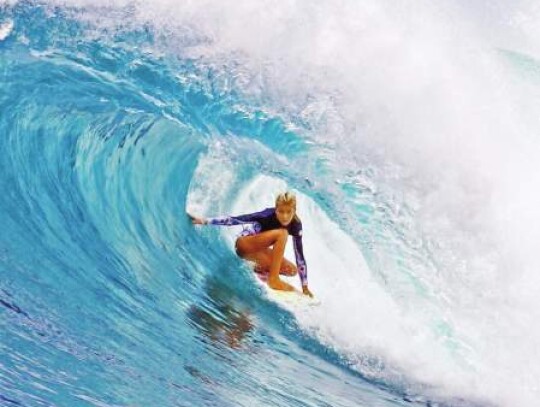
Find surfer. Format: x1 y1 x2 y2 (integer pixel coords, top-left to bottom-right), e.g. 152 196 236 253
188 192 313 297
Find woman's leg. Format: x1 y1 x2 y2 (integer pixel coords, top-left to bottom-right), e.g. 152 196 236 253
265 229 291 290
235 229 295 291
244 249 297 276
235 229 287 255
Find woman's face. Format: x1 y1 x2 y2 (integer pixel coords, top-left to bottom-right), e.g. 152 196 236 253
275 204 295 226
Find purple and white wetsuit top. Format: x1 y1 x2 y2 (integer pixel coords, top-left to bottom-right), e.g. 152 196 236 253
206 207 308 286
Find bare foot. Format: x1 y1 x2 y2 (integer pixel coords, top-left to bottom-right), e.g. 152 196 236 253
254 264 266 274
254 264 296 277
280 266 297 277
267 278 295 292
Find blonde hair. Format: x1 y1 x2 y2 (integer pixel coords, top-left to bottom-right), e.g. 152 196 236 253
275 191 300 222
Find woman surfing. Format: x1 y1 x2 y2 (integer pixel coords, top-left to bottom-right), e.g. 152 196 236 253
188 192 313 297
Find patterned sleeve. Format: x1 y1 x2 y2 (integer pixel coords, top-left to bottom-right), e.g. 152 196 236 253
206 208 272 226
293 230 308 286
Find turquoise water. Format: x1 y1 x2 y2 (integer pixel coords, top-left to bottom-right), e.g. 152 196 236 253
2 2 538 406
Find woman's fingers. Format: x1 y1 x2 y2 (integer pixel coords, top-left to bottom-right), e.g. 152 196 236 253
302 286 314 297
187 213 203 224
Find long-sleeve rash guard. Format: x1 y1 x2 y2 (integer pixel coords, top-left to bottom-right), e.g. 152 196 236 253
206 207 308 286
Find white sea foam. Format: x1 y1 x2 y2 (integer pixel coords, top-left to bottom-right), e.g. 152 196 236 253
0 19 13 41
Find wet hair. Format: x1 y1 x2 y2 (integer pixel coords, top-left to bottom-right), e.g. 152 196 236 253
275 191 300 222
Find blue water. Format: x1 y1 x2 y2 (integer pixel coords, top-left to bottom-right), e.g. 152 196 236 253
2 2 531 406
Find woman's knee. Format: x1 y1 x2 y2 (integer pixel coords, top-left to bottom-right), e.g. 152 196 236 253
275 228 288 241
235 239 245 257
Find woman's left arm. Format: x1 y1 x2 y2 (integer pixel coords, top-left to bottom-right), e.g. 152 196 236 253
293 233 313 297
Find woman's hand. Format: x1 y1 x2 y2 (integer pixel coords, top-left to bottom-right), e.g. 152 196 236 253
187 213 206 225
302 285 314 298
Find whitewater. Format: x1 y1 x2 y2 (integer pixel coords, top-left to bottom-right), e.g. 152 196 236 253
2 1 540 406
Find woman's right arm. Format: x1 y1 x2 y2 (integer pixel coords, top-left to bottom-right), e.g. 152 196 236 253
187 213 206 224
188 208 272 226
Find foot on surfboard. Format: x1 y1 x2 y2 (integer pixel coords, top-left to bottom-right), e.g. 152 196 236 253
267 277 295 292
254 264 296 277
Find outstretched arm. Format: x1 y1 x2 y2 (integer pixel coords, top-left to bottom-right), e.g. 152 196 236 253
187 208 272 226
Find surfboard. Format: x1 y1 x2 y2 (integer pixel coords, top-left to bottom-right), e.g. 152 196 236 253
253 272 321 307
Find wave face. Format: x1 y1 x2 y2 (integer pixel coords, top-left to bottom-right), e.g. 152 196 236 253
2 1 540 406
